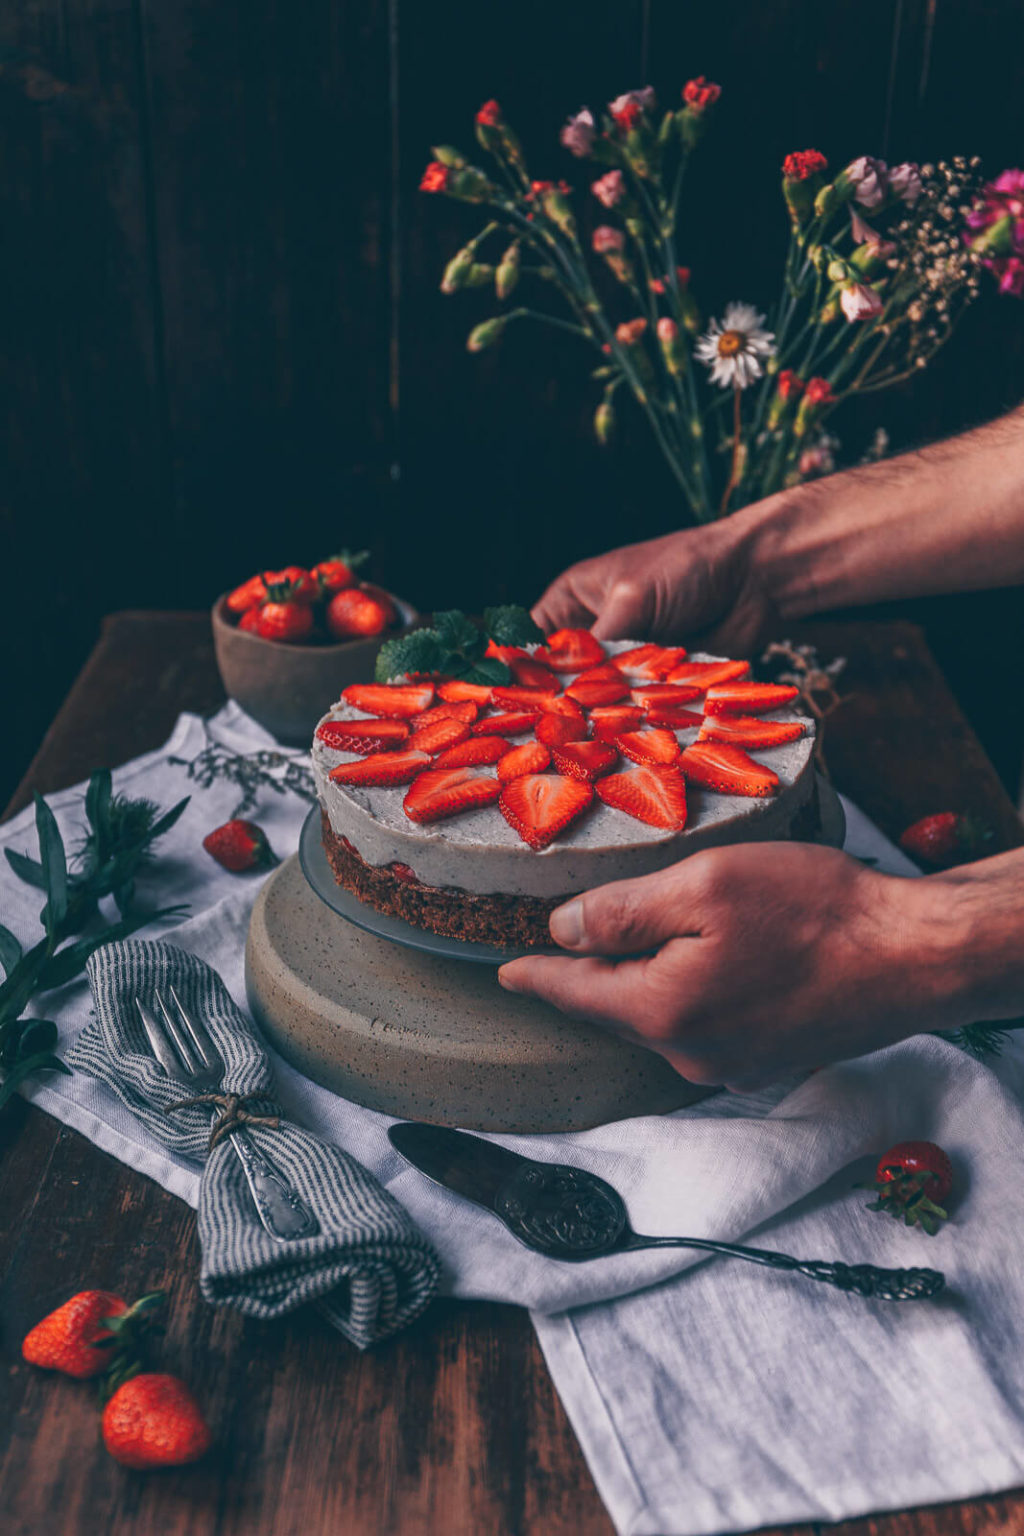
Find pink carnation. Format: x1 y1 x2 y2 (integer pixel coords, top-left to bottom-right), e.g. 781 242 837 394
888 162 922 204
840 282 884 321
656 317 680 343
592 170 626 208
845 156 888 210
592 225 626 254
560 109 596 159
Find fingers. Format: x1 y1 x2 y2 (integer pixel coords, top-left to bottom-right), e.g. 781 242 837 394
498 953 656 1031
588 578 653 642
546 865 698 957
531 578 596 636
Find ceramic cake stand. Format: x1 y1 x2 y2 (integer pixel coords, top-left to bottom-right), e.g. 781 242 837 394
244 781 843 1133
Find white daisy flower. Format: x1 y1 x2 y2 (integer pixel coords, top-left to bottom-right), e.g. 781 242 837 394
695 302 776 389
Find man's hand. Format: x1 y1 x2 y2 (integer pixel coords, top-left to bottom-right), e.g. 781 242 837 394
498 843 966 1089
531 513 780 653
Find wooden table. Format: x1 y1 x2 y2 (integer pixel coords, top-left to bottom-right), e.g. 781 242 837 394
2 611 1023 1536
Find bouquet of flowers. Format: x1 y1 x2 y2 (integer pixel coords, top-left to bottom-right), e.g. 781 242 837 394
421 82 1018 524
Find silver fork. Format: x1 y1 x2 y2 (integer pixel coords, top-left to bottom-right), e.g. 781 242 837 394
135 987 319 1241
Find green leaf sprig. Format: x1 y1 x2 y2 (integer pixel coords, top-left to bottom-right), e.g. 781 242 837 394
0 773 191 1110
375 604 545 685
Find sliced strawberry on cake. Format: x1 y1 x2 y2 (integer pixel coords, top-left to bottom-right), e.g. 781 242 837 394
410 700 479 727
316 718 410 754
537 628 606 673
438 679 495 704
342 682 436 718
329 750 432 786
665 659 751 691
589 704 644 740
680 741 779 796
703 682 800 716
407 717 472 755
698 715 805 747
551 739 618 782
631 683 702 709
499 774 594 849
472 709 541 736
497 741 552 781
508 654 559 689
433 735 512 770
566 675 630 708
536 712 588 747
596 764 688 830
643 706 704 730
612 644 688 680
491 686 561 711
404 768 502 823
614 728 681 766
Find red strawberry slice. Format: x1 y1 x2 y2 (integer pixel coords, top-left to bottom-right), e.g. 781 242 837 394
699 715 805 748
680 741 779 796
316 718 410 754
410 700 479 728
497 741 552 782
612 644 688 680
485 641 529 663
499 774 594 849
573 662 627 684
438 679 495 704
589 704 644 740
329 750 432 786
631 683 702 709
644 706 704 730
407 717 472 755
534 694 587 721
596 765 688 829
538 627 606 673
666 659 751 690
343 682 435 718
566 676 630 708
536 712 588 747
491 686 561 711
703 682 801 716
509 654 559 689
472 710 540 736
551 739 618 782
433 735 512 770
614 728 681 766
403 768 502 823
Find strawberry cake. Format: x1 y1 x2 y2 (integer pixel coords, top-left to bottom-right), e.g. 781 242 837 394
311 630 818 949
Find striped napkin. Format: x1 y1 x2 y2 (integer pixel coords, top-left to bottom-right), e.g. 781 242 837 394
67 938 441 1348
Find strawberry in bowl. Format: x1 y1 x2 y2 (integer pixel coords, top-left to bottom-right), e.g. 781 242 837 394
212 551 418 743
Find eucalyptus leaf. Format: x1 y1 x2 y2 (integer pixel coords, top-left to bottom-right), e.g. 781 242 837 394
85 769 113 861
34 793 68 934
0 923 22 979
4 849 47 890
18 1019 59 1056
0 936 53 1022
144 795 190 846
0 1051 70 1111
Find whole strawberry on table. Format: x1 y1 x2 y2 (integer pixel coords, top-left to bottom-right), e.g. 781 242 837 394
225 550 400 645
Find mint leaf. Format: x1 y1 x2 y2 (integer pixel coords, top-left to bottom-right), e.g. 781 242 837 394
483 605 545 648
462 656 510 687
434 609 483 657
375 628 443 682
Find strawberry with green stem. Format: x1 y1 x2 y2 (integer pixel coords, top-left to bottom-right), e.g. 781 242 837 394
866 1141 953 1235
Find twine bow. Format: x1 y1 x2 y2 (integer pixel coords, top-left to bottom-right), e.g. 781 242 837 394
165 1091 281 1151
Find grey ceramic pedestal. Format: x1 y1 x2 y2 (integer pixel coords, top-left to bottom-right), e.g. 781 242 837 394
245 853 708 1133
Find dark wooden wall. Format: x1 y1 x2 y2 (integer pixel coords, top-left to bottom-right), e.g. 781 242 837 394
4 0 1024 804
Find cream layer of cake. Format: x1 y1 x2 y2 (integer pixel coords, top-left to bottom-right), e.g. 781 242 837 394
311 646 817 901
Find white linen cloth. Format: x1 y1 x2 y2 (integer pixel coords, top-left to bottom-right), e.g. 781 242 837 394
5 703 1024 1534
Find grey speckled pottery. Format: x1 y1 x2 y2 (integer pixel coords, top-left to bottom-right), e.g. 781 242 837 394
212 593 420 745
245 854 710 1133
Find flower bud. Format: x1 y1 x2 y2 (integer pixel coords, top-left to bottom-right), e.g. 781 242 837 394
795 377 837 435
420 161 452 195
594 398 615 444
615 317 648 347
844 155 888 210
840 282 884 321
827 257 850 283
431 145 467 170
441 247 475 294
464 264 495 287
449 165 496 203
592 170 627 208
495 242 521 300
592 225 625 254
782 150 828 228
657 316 688 375
767 368 804 429
467 316 508 353
888 162 922 204
541 185 576 237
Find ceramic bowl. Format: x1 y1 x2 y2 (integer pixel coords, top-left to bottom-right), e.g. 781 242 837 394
211 592 420 745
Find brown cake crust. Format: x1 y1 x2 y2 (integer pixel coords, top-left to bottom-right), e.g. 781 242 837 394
321 811 559 949
320 787 823 952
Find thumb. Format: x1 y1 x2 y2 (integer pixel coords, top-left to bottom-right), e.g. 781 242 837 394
548 865 697 957
589 578 655 642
